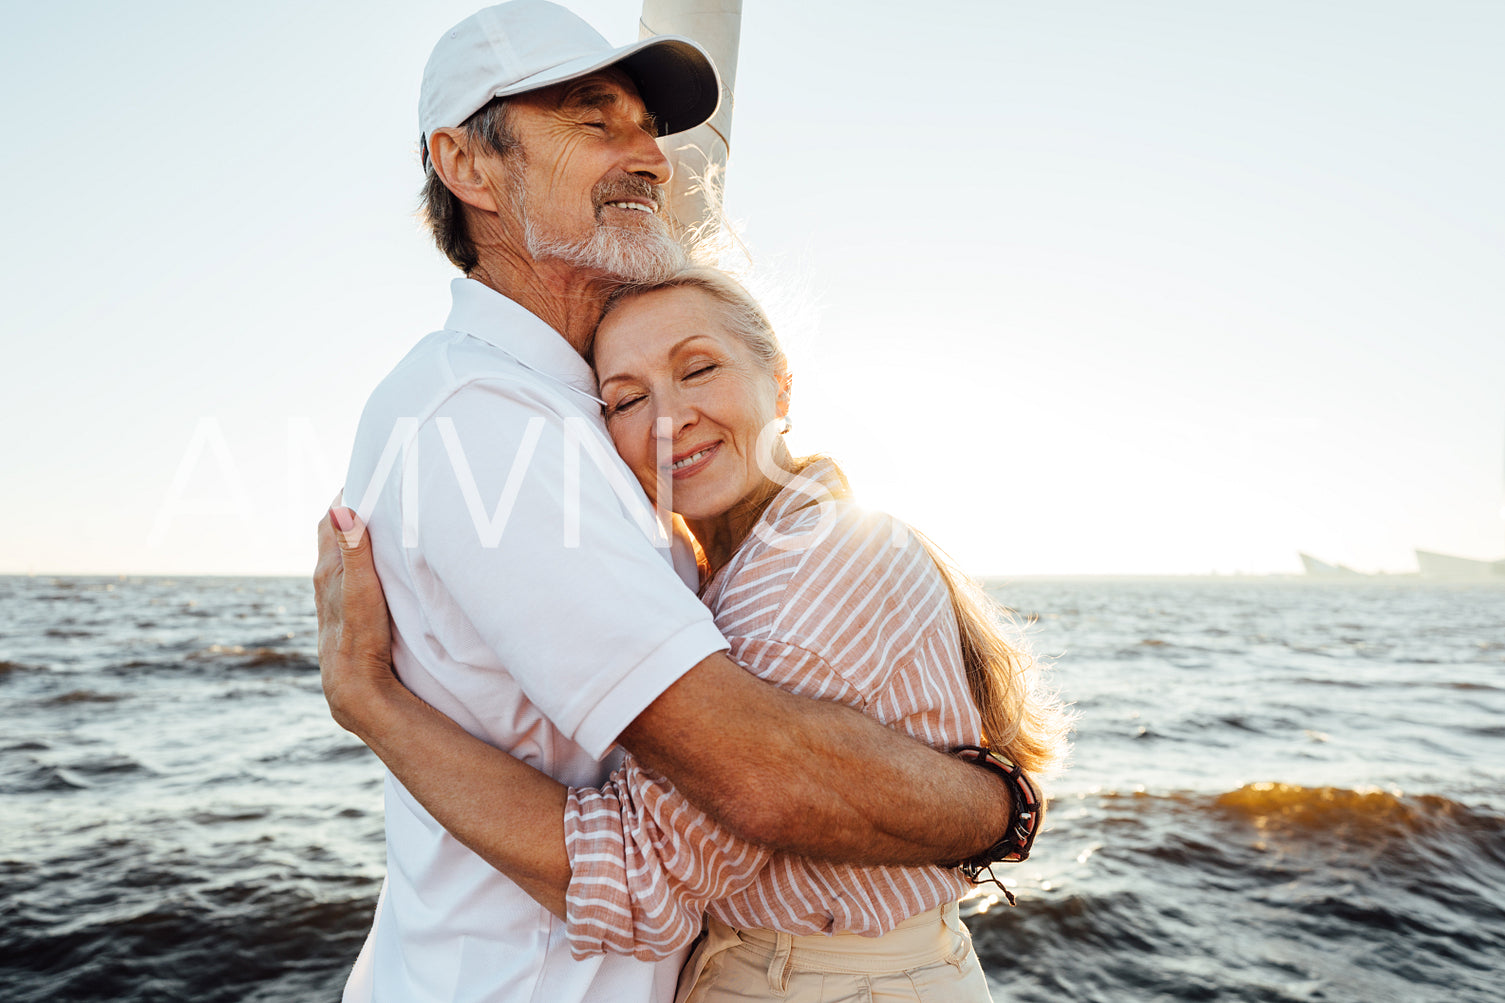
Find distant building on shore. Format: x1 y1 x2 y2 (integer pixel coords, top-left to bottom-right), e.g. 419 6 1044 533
1414 550 1505 581
1299 550 1505 580
1298 553 1367 578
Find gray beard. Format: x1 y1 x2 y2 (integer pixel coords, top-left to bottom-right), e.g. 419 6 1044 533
526 215 687 285
513 170 687 285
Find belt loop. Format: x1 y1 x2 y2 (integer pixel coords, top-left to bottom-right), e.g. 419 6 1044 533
941 902 969 969
767 930 793 995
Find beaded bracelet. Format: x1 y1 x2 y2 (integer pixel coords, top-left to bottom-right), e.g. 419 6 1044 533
950 745 1043 903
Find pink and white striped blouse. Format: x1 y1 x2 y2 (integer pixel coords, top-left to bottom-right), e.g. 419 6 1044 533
561 458 981 961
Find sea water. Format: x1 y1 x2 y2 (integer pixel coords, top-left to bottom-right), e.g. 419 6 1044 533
1 575 1501 1002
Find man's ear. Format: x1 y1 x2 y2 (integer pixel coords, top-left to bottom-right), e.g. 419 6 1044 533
776 372 793 419
428 128 500 213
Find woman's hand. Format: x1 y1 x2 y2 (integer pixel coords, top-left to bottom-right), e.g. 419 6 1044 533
314 501 399 736
315 502 574 914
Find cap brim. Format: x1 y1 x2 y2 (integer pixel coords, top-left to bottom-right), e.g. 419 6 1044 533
489 34 720 137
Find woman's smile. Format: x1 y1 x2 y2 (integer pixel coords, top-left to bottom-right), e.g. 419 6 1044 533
670 441 721 478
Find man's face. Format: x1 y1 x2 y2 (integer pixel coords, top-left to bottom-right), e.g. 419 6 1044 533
500 70 685 283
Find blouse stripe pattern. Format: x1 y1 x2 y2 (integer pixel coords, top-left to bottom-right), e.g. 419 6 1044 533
562 459 981 961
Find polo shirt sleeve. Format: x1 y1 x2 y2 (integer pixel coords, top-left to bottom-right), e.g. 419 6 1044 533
403 377 728 758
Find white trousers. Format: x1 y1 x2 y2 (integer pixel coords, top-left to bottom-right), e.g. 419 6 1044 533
675 903 995 1003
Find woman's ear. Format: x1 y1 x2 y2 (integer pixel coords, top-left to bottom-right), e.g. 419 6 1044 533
428 127 499 213
776 372 793 419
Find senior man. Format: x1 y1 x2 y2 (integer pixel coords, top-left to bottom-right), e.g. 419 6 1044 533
317 3 1020 1001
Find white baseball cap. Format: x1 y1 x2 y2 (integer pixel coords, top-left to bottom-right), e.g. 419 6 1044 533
419 1 720 154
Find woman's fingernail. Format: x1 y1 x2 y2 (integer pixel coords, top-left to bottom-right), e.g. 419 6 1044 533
330 507 355 533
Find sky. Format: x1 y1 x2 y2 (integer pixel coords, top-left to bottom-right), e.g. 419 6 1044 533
1 0 1501 577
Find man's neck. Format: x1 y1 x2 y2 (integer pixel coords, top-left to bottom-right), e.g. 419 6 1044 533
467 251 611 356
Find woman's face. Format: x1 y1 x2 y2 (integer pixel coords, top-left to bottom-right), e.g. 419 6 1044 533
595 286 788 522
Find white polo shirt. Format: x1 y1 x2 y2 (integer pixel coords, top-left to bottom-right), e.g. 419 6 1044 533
341 278 729 1003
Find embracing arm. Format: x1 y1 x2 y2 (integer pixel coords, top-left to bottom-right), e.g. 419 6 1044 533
618 651 1007 865
316 504 573 915
315 507 1011 904
352 679 575 916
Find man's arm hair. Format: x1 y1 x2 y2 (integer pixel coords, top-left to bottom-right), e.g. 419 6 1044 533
620 651 1011 866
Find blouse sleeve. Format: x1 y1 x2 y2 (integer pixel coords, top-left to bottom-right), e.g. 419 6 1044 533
562 751 773 960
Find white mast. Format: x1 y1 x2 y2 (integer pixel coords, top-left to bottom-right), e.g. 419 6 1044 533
639 0 742 240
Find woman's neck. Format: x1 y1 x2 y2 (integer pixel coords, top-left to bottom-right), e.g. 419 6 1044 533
684 456 799 579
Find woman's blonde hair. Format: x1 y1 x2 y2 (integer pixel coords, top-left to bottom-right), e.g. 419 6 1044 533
914 534 1071 774
598 267 1071 774
594 268 786 378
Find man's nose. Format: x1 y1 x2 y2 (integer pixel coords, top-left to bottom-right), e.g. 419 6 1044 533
623 126 672 186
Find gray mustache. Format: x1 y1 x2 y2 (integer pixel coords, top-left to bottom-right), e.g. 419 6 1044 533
593 175 665 214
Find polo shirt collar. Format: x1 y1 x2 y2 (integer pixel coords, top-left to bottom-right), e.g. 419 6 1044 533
444 278 600 399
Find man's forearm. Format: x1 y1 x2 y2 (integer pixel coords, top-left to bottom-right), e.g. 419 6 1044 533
619 653 1013 868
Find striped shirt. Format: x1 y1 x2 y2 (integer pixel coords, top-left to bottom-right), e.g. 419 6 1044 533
561 458 981 961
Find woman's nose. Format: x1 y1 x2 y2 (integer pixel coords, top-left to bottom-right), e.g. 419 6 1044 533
656 396 698 439
653 415 676 449
649 410 689 474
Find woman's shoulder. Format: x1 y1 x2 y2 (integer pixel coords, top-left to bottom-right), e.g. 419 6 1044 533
769 497 909 564
782 502 940 598
725 465 950 639
756 459 927 567
717 493 955 700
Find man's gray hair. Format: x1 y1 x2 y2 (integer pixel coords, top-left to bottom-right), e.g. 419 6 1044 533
419 99 520 274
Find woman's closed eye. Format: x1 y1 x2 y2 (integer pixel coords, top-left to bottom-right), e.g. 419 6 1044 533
683 363 717 381
607 394 646 416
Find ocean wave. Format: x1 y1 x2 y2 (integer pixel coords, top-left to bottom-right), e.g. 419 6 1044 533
1080 783 1505 864
1283 674 1368 689
1050 783 1505 947
188 645 318 672
188 808 272 825
1444 681 1505 692
0 874 373 1003
0 659 46 678
0 763 90 794
1 754 153 795
58 754 152 781
966 783 1505 1001
101 647 319 677
42 689 124 706
1189 713 1290 736
1211 782 1503 848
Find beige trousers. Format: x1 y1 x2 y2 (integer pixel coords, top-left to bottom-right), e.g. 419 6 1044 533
674 903 994 1003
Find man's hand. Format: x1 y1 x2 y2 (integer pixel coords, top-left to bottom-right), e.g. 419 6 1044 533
314 501 398 733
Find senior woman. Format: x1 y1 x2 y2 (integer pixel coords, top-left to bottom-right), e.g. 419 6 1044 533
319 269 1069 1002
